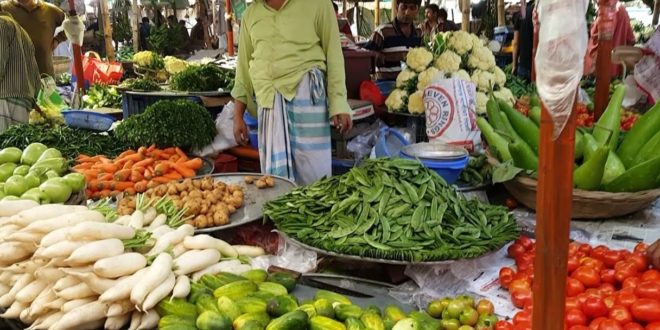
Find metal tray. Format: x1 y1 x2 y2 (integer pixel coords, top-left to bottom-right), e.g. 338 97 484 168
401 142 468 161
195 173 297 233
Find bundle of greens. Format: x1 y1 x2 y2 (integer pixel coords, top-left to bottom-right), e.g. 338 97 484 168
170 64 235 92
115 99 216 151
82 84 122 109
0 124 129 161
266 158 519 262
120 78 162 92
458 154 493 186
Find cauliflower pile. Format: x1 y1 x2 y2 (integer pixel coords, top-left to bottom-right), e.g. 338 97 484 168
132 51 164 70
164 56 189 75
386 31 514 115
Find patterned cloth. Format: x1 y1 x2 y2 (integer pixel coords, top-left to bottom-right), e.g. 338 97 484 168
0 12 41 102
258 68 331 186
365 18 423 81
0 99 29 133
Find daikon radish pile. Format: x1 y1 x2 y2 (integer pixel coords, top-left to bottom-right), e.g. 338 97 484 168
0 199 265 329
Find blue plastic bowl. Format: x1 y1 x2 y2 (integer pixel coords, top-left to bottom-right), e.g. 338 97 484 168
243 112 258 129
375 80 396 97
248 129 259 149
62 110 116 132
400 152 468 184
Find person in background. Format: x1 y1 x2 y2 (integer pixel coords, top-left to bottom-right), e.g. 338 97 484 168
0 0 66 76
437 8 458 32
139 17 151 50
420 4 440 38
365 0 423 81
584 0 635 77
232 0 352 186
190 16 210 50
512 0 534 81
649 240 660 269
0 9 41 133
332 1 355 43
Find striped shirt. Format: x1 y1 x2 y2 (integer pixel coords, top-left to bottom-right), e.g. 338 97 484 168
0 12 41 104
365 19 423 80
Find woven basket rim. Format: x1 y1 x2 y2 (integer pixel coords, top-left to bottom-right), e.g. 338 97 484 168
512 175 660 200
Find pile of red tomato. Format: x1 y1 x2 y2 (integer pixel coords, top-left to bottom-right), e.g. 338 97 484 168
495 236 659 330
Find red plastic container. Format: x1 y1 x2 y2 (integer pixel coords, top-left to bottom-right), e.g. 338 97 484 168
214 153 238 173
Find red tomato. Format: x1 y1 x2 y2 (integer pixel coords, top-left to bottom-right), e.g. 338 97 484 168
617 263 640 284
568 256 581 274
570 326 590 330
630 298 660 323
600 283 616 296
500 267 515 277
510 279 532 292
566 297 583 311
516 236 534 251
578 243 593 255
511 289 533 309
591 246 609 261
598 319 624 330
641 269 660 282
567 278 586 297
581 258 606 272
609 305 633 325
604 295 617 309
495 320 514 330
604 250 624 268
500 274 514 289
634 243 647 254
634 281 660 300
590 317 608 330
622 323 644 330
508 243 526 259
623 277 641 290
628 253 649 272
516 254 535 270
565 308 588 327
513 322 531 330
513 311 532 326
574 266 602 288
569 243 580 256
583 296 609 319
601 269 617 284
615 291 638 308
645 322 660 330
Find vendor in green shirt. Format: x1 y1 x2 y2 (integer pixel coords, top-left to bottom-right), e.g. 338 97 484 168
231 0 353 186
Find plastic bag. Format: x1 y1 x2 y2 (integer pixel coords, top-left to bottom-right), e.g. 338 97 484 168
197 101 239 157
82 51 124 85
534 0 588 139
31 77 66 124
62 14 85 46
346 119 387 163
251 232 318 273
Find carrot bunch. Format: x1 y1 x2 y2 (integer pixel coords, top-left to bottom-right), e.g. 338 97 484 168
73 145 203 199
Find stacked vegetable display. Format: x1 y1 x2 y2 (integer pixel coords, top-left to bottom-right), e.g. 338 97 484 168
0 199 265 329
0 144 85 204
265 158 519 262
497 237 659 329
479 87 660 192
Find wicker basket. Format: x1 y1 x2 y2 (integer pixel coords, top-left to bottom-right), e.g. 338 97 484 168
503 175 660 219
53 56 71 76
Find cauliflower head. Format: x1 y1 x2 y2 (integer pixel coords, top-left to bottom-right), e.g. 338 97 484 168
396 69 418 89
447 31 474 55
164 56 189 75
452 69 471 82
407 91 425 114
133 51 156 67
492 66 506 87
471 69 496 92
386 89 408 112
494 87 516 106
433 50 462 74
406 48 434 72
467 46 496 71
417 67 440 90
476 92 488 115
470 34 484 50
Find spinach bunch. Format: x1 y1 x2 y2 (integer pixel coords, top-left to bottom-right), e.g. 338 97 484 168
170 64 235 92
115 99 216 152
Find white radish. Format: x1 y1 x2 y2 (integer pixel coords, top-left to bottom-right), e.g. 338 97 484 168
15 279 48 303
184 234 239 258
0 271 12 284
8 205 87 227
0 283 9 297
105 312 132 330
76 319 106 330
174 249 221 275
38 226 71 248
27 288 57 319
0 273 33 307
67 221 136 241
0 242 33 265
93 252 147 278
191 259 242 281
141 271 175 311
21 210 105 234
130 253 173 306
172 242 187 257
233 245 267 257
107 299 134 317
0 200 39 217
56 282 96 300
128 310 142 330
4 230 43 243
137 309 160 330
114 215 130 226
44 257 68 268
149 224 173 238
222 264 253 275
148 214 167 229
172 275 191 298
28 311 62 330
99 268 148 303
19 305 37 324
38 240 89 259
143 208 158 225
0 224 20 239
53 276 80 292
60 297 97 313
34 267 66 283
51 300 110 330
26 310 59 330
1 300 28 318
62 270 117 295
1 259 46 274
64 238 125 265
146 224 194 256
128 210 144 229
44 297 65 310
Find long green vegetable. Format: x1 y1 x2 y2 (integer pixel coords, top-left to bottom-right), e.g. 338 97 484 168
265 158 519 262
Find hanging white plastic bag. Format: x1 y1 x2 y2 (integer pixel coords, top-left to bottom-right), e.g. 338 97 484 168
62 14 85 46
196 102 239 157
534 0 588 138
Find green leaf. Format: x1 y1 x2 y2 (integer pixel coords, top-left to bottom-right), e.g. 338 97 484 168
492 160 524 183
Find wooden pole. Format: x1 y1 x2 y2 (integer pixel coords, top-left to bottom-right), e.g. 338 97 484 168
67 0 85 93
653 0 659 27
497 0 505 26
593 0 617 119
392 0 397 20
461 0 470 32
226 0 234 56
131 0 140 53
99 0 114 60
375 0 380 27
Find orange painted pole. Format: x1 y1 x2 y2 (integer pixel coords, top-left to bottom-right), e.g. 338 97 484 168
68 0 85 93
593 0 617 119
226 0 234 56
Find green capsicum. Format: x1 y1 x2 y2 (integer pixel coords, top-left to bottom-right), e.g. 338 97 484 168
632 130 660 164
498 99 540 154
592 85 625 149
617 101 660 168
604 155 660 192
476 118 512 162
574 145 609 190
508 139 538 171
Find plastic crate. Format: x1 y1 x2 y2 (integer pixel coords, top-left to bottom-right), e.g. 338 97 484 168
121 92 204 118
62 110 116 131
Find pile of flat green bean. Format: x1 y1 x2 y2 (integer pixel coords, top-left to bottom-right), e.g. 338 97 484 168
265 158 519 262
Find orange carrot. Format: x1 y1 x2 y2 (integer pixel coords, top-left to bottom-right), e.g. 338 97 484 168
117 153 145 163
76 154 93 162
163 172 182 180
137 146 148 155
114 169 131 181
122 160 135 170
130 170 144 182
96 163 118 173
124 187 137 195
176 155 189 163
112 181 134 191
162 147 177 155
154 162 171 176
134 158 154 168
151 176 172 184
99 156 112 164
169 155 180 162
97 190 112 199
143 169 153 180
146 180 160 189
147 144 156 152
98 173 113 181
174 147 187 158
118 150 136 158
134 180 148 193
171 162 195 178
73 162 93 170
183 158 203 170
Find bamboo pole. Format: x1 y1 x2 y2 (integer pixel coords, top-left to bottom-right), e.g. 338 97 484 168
461 0 470 32
131 0 140 53
497 0 505 26
67 0 84 93
343 0 348 18
653 0 659 27
593 0 617 119
226 0 234 55
99 0 114 60
375 0 380 27
392 0 397 19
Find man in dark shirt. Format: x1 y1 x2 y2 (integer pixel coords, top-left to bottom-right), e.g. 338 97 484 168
512 1 534 81
365 0 423 81
437 8 458 32
139 17 150 50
